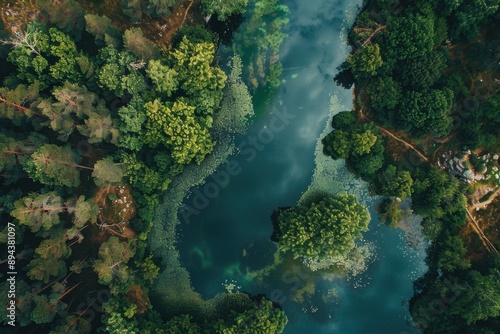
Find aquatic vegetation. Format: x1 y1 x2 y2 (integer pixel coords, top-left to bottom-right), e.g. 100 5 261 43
233 0 289 112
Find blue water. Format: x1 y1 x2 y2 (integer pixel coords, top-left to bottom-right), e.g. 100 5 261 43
177 0 427 333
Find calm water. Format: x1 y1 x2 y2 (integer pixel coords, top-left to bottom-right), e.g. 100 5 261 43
178 0 426 333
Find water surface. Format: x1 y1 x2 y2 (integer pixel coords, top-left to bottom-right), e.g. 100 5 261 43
178 1 426 333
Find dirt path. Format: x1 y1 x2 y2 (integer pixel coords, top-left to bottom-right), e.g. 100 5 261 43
466 207 499 253
377 126 429 162
359 108 429 162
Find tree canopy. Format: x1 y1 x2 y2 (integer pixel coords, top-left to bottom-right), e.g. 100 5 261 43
278 194 370 260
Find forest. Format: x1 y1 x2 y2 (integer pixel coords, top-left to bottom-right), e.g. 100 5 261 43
326 0 500 332
1 0 499 332
0 0 290 333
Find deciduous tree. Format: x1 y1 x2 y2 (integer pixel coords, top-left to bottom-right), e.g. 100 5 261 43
278 194 370 260
11 191 64 232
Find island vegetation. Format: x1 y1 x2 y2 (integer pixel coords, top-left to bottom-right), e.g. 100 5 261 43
327 0 500 332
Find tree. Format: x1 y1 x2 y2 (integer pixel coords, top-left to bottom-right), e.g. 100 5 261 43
214 298 287 334
84 14 122 48
165 315 201 333
34 229 72 260
0 83 39 125
399 50 448 90
451 270 500 324
377 165 413 199
92 157 125 187
23 144 84 187
322 130 351 159
366 76 401 119
93 237 134 284
412 167 464 219
96 46 146 97
449 0 500 40
27 258 67 283
71 195 99 227
436 233 471 272
146 60 178 97
331 110 357 130
117 97 146 151
347 43 383 79
11 192 64 232
144 99 215 165
352 130 377 156
77 109 120 144
31 295 58 324
201 0 248 21
400 88 453 137
171 36 226 115
385 14 435 61
278 194 370 260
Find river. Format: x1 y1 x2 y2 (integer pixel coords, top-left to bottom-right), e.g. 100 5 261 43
176 0 427 333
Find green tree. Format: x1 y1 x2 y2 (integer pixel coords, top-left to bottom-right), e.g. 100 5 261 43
34 229 72 259
347 43 383 79
436 233 471 272
377 165 413 199
451 270 500 324
11 192 64 232
116 97 146 151
278 194 370 260
93 236 134 284
215 298 288 334
171 36 226 115
450 0 500 40
331 110 357 130
23 144 85 187
27 257 67 283
144 99 215 165
0 82 39 125
352 130 377 156
31 295 58 324
146 60 178 97
165 315 201 333
214 55 254 134
96 46 146 97
385 14 435 61
400 88 453 136
400 50 448 90
366 76 401 119
92 157 125 187
71 195 99 227
322 130 351 159
77 108 120 144
412 167 464 219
